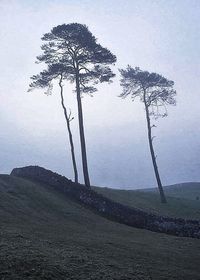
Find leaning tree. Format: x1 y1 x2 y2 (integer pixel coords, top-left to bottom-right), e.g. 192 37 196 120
29 63 79 183
32 23 116 187
119 66 176 203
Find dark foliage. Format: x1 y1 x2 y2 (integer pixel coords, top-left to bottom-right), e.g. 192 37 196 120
119 66 176 118
33 23 116 95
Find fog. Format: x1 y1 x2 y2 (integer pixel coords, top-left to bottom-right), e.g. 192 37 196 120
0 0 200 188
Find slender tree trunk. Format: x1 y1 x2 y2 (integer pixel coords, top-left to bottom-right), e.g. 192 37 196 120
75 71 91 188
144 94 167 203
59 75 78 183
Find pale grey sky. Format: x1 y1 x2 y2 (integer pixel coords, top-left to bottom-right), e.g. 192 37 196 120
0 0 200 188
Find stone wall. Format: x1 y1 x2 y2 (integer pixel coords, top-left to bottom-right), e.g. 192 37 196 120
11 166 200 239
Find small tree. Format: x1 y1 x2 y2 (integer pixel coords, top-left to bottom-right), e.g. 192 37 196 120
33 23 116 188
119 66 176 203
29 64 78 183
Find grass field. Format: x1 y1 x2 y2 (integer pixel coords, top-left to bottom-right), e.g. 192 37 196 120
94 184 200 220
0 174 200 279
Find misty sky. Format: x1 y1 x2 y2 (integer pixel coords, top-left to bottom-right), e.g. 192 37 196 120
0 0 200 189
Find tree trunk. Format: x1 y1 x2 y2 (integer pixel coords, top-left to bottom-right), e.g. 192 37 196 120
75 71 91 188
144 95 167 203
59 75 78 183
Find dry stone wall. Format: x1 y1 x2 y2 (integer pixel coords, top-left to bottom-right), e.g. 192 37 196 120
11 166 200 239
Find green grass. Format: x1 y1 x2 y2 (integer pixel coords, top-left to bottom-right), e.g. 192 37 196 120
1 174 200 279
162 182 200 200
139 182 200 200
94 185 200 220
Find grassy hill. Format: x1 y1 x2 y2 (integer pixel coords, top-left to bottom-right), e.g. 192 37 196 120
0 174 200 279
94 183 200 220
156 182 200 200
135 182 200 200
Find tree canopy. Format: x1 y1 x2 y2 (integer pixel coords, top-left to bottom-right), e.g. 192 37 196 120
34 23 116 94
119 66 176 118
29 63 69 93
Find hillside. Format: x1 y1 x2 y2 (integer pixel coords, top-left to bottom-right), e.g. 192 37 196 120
0 174 200 279
94 184 200 220
150 182 200 200
131 182 200 201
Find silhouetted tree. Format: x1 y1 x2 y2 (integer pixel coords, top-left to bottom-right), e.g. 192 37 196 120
32 23 116 187
119 66 176 203
29 64 78 183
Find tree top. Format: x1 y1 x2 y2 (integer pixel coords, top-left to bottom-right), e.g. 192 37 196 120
119 65 176 118
40 23 117 66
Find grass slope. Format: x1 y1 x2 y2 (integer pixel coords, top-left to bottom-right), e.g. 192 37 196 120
94 185 200 220
0 174 200 279
140 182 200 200
162 182 200 200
